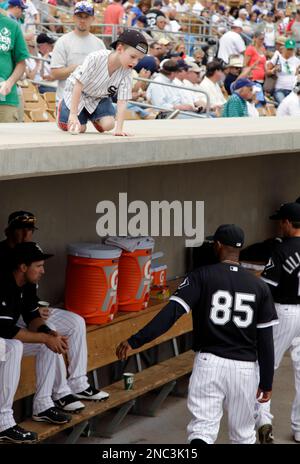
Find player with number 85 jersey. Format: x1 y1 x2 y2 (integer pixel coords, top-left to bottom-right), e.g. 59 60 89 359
116 224 278 444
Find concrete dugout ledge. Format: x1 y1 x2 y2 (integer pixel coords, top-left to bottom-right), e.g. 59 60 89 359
1 117 300 181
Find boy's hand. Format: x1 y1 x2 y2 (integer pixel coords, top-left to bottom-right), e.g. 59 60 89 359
114 131 132 137
68 114 81 134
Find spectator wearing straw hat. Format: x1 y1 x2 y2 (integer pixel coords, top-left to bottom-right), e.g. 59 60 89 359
224 55 244 95
157 37 172 61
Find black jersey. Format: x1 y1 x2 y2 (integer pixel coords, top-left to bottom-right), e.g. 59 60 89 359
170 262 278 361
261 237 300 304
0 239 13 269
146 9 165 28
0 239 39 307
0 273 41 339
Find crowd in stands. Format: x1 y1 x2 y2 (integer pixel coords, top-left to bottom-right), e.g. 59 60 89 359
2 0 300 124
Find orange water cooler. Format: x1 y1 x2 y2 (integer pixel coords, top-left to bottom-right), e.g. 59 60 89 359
64 243 121 324
151 264 167 288
117 239 154 312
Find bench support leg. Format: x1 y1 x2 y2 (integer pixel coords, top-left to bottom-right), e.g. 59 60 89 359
133 380 176 417
135 353 142 372
64 420 89 444
91 369 100 390
91 399 136 438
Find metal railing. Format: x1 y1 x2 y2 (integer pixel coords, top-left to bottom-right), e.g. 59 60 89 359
25 21 219 60
128 100 208 119
135 76 211 117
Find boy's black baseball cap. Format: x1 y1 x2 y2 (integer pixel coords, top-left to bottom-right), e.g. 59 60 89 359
206 224 244 248
111 30 148 54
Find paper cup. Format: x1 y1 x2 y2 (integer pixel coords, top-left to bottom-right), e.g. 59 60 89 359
38 301 50 308
123 372 134 390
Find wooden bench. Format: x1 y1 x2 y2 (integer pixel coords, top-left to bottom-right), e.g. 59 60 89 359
16 280 193 443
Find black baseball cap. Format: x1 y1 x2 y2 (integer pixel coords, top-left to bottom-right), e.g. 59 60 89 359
111 30 148 54
7 211 38 230
136 15 148 26
206 224 244 248
36 33 56 45
177 59 191 71
269 202 300 221
13 242 53 265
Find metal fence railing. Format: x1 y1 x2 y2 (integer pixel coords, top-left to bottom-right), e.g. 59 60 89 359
134 76 211 117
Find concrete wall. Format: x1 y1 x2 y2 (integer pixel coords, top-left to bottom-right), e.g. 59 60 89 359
1 151 299 303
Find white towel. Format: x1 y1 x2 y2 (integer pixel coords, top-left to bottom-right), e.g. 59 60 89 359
105 236 155 252
0 338 6 362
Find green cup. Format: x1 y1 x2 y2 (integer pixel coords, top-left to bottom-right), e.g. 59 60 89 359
123 372 134 390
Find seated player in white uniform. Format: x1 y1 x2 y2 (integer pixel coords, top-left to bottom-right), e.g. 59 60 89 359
0 212 109 417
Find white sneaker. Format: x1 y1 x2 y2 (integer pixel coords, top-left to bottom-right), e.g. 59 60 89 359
75 386 109 401
55 394 85 412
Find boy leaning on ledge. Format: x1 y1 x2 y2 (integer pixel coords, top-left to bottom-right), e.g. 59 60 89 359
57 30 148 136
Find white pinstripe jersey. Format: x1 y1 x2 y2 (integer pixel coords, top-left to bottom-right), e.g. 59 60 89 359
63 50 132 113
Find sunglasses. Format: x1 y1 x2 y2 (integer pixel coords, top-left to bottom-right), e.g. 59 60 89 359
284 60 292 74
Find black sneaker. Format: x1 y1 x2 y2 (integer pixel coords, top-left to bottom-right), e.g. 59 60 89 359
32 407 72 424
55 394 85 413
0 425 38 444
75 386 109 401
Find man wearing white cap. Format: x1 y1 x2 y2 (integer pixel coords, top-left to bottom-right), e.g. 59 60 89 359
217 19 246 64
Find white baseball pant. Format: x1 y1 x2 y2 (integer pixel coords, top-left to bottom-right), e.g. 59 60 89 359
18 308 89 400
48 308 89 398
0 338 57 432
0 339 22 432
187 352 257 444
255 304 300 434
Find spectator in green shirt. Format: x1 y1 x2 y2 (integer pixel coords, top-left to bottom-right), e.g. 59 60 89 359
0 10 29 122
222 78 255 118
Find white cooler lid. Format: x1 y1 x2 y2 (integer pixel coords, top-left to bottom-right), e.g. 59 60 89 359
67 243 122 259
